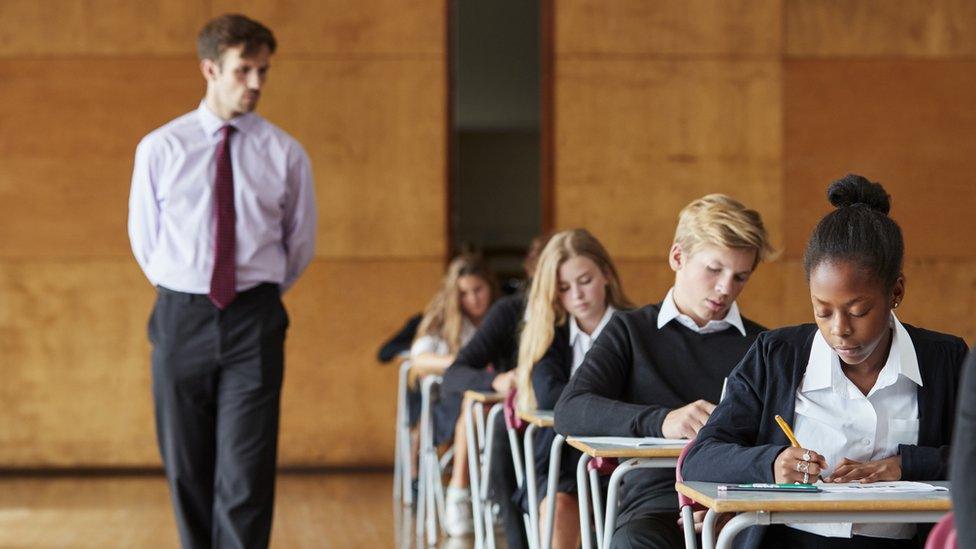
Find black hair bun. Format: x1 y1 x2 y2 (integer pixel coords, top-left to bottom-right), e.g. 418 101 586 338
827 173 891 215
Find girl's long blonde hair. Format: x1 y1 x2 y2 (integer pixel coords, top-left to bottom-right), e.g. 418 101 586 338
516 229 633 411
415 254 498 354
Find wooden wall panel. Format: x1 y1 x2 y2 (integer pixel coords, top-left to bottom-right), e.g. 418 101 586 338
555 0 781 56
279 259 443 465
0 1 204 56
0 159 131 259
0 259 441 467
554 59 782 260
899 260 976 344
0 59 201 163
784 60 976 259
0 59 200 258
213 0 444 55
0 260 157 466
786 0 976 57
261 59 446 259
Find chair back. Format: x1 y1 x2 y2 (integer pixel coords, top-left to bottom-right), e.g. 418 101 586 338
675 437 705 510
587 456 618 475
925 513 957 549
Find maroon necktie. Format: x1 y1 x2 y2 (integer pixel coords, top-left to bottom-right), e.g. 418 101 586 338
209 125 237 309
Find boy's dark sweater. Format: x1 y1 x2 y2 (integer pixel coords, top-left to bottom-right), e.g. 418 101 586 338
554 303 764 523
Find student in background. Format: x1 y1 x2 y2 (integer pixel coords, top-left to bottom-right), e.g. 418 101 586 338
951 350 976 548
554 194 774 549
515 229 634 549
406 255 497 502
682 175 967 548
411 254 497 372
436 236 547 541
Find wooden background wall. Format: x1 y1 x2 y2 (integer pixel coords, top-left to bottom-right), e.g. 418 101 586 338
2 0 975 469
0 1 446 468
553 0 976 341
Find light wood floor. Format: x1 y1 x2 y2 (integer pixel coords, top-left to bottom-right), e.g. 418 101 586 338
0 471 478 548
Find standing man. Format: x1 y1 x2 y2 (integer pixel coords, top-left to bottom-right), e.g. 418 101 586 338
128 14 316 549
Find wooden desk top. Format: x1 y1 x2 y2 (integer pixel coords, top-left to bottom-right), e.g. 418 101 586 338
517 409 554 427
675 481 952 513
463 390 505 404
567 437 685 458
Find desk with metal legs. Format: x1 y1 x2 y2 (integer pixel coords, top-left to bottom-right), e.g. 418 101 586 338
675 481 952 549
516 409 558 549
567 438 686 549
463 390 505 549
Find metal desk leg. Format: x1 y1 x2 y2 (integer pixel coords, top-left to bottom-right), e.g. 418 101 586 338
576 454 593 549
394 360 412 504
680 505 697 549
541 434 564 549
715 512 758 549
600 457 679 549
480 404 504 549
465 398 485 549
415 375 435 542
524 423 540 548
507 422 538 549
701 508 719 549
589 468 604 549
601 458 636 549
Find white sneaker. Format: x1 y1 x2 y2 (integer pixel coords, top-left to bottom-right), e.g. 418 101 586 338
443 487 474 537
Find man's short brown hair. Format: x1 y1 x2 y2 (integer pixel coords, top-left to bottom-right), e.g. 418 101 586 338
197 14 276 62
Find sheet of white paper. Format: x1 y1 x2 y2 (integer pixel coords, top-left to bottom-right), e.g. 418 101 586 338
572 436 690 448
817 481 948 494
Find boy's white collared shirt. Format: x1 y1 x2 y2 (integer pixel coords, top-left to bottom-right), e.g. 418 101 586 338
656 288 746 336
568 306 616 375
790 312 921 539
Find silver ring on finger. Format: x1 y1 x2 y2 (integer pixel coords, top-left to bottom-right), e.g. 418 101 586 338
802 451 811 462
795 461 802 472
799 462 809 473
803 472 809 484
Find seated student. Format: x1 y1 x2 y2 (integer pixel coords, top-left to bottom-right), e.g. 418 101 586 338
436 236 547 542
682 174 967 549
515 228 634 549
554 194 774 549
411 254 497 373
407 253 497 530
952 350 976 549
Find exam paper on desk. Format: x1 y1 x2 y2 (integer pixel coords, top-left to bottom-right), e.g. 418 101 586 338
572 436 690 447
816 481 948 494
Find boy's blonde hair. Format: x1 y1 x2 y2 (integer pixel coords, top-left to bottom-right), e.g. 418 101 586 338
673 194 775 268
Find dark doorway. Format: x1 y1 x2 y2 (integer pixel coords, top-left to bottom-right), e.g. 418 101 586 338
449 0 545 292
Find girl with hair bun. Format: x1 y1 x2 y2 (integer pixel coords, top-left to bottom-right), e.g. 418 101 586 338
682 174 968 549
515 228 634 549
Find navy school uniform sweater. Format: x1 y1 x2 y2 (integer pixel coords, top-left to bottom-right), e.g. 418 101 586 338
553 303 765 524
433 292 526 444
681 323 966 549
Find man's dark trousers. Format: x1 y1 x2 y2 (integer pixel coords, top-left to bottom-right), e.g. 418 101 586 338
150 283 288 549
